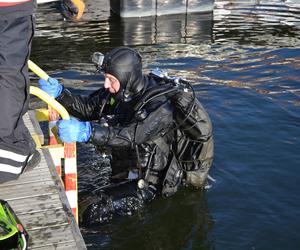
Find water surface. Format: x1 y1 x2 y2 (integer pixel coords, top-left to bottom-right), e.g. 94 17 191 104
31 1 300 249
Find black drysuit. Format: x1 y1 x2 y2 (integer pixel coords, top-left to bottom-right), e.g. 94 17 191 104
56 74 213 225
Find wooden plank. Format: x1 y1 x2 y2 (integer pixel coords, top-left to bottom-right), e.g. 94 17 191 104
18 208 70 230
0 180 59 200
30 240 78 250
0 113 87 249
1 172 53 185
8 193 63 214
28 225 76 248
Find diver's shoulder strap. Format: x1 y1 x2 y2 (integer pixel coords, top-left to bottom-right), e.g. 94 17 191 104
152 137 170 155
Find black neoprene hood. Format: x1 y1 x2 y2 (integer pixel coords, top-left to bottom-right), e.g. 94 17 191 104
102 47 145 102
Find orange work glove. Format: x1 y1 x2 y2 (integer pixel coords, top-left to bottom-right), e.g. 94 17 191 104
60 0 85 20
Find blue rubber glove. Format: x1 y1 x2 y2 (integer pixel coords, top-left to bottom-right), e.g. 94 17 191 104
57 118 91 143
38 77 63 98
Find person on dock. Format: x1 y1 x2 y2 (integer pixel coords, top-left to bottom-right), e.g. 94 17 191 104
0 0 85 184
38 46 214 225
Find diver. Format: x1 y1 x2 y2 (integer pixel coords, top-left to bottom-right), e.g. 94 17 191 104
38 46 214 225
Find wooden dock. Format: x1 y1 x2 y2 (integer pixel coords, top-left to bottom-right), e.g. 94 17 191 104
0 112 86 249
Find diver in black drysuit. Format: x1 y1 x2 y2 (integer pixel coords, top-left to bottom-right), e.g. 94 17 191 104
38 47 214 225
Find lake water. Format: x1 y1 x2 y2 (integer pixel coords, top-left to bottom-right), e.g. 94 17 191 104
31 0 300 249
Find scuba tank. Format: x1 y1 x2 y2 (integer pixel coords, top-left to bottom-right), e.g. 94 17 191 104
0 199 29 250
134 68 214 191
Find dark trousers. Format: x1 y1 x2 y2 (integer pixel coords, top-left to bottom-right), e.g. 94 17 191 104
0 15 35 183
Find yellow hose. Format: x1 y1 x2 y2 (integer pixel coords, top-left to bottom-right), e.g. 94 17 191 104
28 60 49 81
30 86 70 120
28 60 70 120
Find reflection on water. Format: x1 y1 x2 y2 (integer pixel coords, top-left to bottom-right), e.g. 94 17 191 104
110 0 214 17
214 0 300 46
111 12 213 45
81 188 213 249
31 1 300 249
31 0 300 74
32 4 213 71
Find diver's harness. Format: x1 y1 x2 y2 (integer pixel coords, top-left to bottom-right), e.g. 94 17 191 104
0 199 29 250
133 69 202 197
133 68 196 129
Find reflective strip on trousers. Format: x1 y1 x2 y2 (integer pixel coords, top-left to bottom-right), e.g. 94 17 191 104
0 149 29 174
0 149 28 162
0 163 23 174
0 0 31 7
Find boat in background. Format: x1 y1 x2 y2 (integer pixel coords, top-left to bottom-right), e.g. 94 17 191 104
110 0 214 18
36 0 214 17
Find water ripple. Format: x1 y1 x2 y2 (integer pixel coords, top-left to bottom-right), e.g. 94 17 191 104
31 2 300 248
